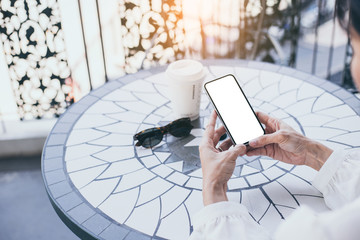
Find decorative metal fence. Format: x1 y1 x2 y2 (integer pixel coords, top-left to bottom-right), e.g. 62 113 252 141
119 0 186 73
0 0 355 121
0 0 74 120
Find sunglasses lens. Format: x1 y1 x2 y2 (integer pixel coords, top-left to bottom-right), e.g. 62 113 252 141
138 129 163 148
169 119 193 137
134 118 193 148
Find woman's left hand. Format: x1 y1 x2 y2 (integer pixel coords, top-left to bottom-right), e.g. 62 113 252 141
199 110 247 206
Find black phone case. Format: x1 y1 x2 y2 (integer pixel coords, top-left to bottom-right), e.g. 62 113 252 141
204 74 265 146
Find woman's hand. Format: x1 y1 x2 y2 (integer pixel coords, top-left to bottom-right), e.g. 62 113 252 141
247 112 333 171
199 111 247 206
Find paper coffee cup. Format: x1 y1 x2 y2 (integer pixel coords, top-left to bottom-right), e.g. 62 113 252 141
166 60 205 121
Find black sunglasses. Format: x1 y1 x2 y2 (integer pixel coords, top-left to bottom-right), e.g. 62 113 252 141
133 118 194 148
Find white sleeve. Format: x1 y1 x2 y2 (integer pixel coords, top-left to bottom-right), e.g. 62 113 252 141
312 149 360 209
189 201 270 240
189 149 360 240
190 199 360 240
274 197 360 240
274 149 360 240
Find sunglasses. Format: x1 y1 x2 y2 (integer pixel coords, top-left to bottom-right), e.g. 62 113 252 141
133 118 194 148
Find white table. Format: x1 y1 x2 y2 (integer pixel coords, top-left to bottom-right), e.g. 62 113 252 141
42 59 360 240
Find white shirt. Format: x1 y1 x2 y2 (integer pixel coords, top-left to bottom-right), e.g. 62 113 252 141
189 149 360 240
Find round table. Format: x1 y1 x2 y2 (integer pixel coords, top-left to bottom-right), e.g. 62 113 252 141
42 59 360 240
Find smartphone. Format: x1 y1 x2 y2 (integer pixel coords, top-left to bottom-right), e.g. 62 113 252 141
204 74 265 145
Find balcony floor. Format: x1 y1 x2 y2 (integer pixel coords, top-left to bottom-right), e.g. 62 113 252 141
0 155 78 240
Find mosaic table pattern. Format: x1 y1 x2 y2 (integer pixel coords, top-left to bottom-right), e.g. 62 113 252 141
42 60 360 240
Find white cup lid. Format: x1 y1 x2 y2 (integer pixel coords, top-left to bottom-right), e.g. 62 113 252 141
166 60 204 82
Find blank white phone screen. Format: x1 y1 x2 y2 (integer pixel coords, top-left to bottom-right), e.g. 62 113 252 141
205 75 264 145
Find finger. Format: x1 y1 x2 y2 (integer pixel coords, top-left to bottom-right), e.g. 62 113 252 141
256 111 271 125
228 144 247 158
218 138 233 151
200 111 218 148
246 147 267 157
213 125 227 146
249 132 284 148
256 111 279 132
209 110 217 128
203 111 217 137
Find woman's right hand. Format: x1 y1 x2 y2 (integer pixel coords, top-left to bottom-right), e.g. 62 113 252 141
247 112 333 171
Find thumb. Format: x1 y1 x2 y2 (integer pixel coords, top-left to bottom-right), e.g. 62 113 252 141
230 144 247 156
249 132 283 148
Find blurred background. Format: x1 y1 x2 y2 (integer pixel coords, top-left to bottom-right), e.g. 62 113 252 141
0 0 358 239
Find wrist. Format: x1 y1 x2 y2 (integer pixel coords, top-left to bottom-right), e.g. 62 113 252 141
202 181 228 206
305 140 333 171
